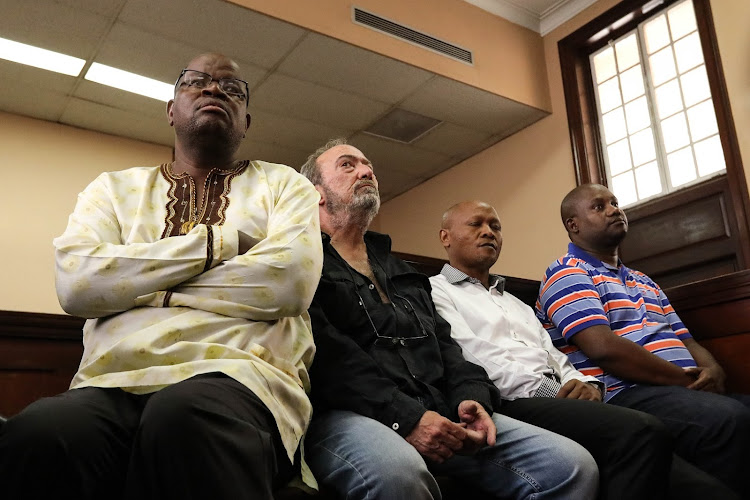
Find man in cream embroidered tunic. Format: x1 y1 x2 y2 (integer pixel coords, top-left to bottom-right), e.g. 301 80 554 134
0 53 322 500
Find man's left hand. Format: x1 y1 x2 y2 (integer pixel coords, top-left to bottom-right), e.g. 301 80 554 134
456 400 496 455
685 366 726 394
556 379 602 401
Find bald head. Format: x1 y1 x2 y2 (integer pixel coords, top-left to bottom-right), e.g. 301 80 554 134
560 184 607 225
441 200 494 230
439 200 502 277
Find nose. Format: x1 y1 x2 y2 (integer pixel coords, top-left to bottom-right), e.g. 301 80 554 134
356 162 374 179
201 80 227 98
607 203 621 216
480 223 496 238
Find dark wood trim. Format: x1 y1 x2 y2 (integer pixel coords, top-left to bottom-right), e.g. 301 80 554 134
665 268 750 311
692 0 750 267
0 310 84 340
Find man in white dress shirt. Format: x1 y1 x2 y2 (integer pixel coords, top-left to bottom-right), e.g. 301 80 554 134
429 200 736 500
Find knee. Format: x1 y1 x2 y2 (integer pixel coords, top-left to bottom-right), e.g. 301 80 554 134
0 398 84 458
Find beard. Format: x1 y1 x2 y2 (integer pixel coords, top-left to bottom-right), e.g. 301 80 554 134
321 180 381 230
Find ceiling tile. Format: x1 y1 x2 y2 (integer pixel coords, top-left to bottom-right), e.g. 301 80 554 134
349 133 451 180
60 98 174 146
0 88 70 123
0 0 111 58
277 33 434 104
237 140 309 171
55 0 127 18
400 76 548 134
248 109 351 154
414 122 493 158
0 60 78 95
72 80 168 119
94 22 269 86
251 74 390 130
118 0 306 69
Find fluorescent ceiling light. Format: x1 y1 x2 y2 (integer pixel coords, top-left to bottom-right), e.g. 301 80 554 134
85 63 173 102
0 36 85 76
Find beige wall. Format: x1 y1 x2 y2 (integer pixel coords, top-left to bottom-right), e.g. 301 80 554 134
230 0 551 112
377 0 750 281
0 112 172 314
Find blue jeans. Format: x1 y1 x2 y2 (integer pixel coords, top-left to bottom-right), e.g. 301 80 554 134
305 410 598 500
609 385 750 498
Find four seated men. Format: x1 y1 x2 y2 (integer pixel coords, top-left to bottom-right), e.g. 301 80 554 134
430 200 736 499
537 183 750 498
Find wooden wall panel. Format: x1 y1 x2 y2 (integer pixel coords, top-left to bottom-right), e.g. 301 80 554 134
620 176 740 288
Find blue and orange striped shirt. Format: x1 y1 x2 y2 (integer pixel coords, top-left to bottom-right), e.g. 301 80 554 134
535 243 696 401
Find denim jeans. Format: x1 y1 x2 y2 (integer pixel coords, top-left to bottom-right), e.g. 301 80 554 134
609 385 750 498
305 410 598 500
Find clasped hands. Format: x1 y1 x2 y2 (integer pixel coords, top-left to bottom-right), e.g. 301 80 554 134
405 400 495 463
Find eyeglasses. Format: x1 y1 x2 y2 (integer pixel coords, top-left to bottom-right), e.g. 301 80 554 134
174 69 249 105
357 292 430 347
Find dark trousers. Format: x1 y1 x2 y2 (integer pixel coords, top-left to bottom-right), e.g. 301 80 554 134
500 397 739 500
0 373 293 500
609 385 750 499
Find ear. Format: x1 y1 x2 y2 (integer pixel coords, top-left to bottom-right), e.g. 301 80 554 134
166 99 175 127
244 113 251 135
314 184 325 206
439 228 450 248
565 217 578 234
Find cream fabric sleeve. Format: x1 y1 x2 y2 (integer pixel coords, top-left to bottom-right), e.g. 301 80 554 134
54 172 237 318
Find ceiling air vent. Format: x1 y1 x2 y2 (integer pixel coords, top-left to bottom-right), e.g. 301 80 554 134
353 7 473 65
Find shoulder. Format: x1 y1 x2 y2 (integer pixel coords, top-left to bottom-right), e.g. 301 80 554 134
245 160 316 190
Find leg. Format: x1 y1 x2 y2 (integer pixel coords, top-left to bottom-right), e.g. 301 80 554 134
431 413 599 500
669 454 739 500
609 385 750 498
500 398 671 500
125 373 293 500
305 410 441 500
0 387 142 500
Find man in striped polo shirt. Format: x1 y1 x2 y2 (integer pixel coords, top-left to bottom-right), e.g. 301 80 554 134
537 183 750 498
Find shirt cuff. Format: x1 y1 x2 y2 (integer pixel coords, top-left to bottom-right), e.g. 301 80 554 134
534 374 562 398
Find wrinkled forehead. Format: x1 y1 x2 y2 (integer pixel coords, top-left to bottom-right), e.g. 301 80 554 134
579 185 616 205
319 145 370 170
185 54 241 78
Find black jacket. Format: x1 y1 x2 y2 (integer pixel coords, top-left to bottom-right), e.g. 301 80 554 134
308 231 501 438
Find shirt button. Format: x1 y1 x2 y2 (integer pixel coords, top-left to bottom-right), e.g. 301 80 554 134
368 284 375 290
392 423 400 430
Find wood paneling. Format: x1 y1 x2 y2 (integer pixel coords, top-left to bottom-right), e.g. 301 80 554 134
0 311 84 417
620 176 740 287
665 270 750 394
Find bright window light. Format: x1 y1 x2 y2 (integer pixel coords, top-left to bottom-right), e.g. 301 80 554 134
0 36 85 76
85 63 173 102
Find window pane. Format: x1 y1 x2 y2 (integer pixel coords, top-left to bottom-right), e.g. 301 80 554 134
602 107 627 145
681 65 711 107
655 79 683 119
687 99 718 141
620 65 645 103
661 112 690 152
612 171 638 206
607 138 632 176
667 146 697 187
630 128 657 166
635 161 663 198
615 33 640 72
693 135 726 176
649 46 677 86
668 0 697 41
598 77 622 113
593 47 617 84
625 96 651 134
644 15 671 54
674 32 703 74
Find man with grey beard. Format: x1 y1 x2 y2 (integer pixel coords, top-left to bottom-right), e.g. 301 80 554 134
299 139 599 500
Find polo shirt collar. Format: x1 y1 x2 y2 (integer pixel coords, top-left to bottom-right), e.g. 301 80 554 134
439 263 505 294
568 243 629 282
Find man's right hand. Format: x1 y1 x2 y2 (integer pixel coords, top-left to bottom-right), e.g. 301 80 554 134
405 410 467 463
